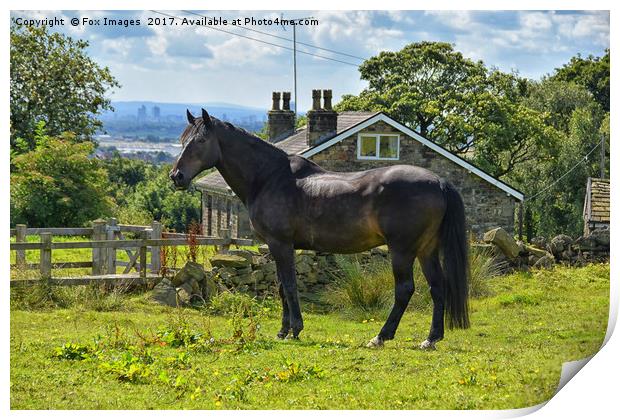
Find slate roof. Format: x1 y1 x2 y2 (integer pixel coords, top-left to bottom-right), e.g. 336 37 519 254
195 111 378 192
584 177 610 223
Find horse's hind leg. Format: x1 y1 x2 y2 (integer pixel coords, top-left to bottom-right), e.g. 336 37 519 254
418 252 445 350
367 250 414 348
276 283 291 339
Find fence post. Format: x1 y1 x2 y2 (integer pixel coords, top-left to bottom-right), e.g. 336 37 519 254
15 224 27 269
151 221 162 274
92 219 106 275
106 217 118 274
40 232 52 280
218 228 231 254
139 233 147 280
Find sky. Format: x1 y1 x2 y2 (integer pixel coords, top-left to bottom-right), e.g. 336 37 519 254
10 10 610 111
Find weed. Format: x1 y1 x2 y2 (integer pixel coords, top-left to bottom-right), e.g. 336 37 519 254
53 342 95 361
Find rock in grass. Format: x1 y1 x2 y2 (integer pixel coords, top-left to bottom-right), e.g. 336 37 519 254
483 227 520 260
151 279 179 307
228 249 254 264
210 254 251 268
533 255 555 270
172 261 206 287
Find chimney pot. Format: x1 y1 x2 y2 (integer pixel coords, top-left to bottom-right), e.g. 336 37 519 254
271 92 281 111
282 92 291 111
322 89 333 110
311 89 321 110
307 89 337 147
268 90 295 143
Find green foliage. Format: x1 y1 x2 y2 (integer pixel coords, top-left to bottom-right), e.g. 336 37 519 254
208 291 278 318
551 49 609 111
323 256 393 319
53 342 95 361
10 126 113 227
10 23 119 150
325 249 501 319
335 42 556 179
98 350 154 383
510 78 607 237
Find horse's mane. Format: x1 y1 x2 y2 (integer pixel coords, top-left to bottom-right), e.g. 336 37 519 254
212 117 289 158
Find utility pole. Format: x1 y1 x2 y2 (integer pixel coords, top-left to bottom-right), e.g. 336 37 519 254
293 23 297 116
281 15 313 117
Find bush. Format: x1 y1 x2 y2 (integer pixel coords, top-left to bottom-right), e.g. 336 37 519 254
324 248 502 319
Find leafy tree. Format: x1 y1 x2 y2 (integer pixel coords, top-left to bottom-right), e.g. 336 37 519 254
509 78 606 237
10 23 120 151
10 123 113 227
119 166 201 233
336 42 555 179
337 41 488 153
551 50 609 112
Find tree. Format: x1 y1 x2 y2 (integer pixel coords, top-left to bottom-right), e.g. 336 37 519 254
337 42 488 153
121 166 202 233
10 23 120 151
10 123 113 227
336 42 555 178
551 50 609 112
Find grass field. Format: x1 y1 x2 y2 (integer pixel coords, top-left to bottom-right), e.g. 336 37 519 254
10 264 609 410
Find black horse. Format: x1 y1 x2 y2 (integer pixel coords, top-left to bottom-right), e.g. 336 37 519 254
170 109 470 349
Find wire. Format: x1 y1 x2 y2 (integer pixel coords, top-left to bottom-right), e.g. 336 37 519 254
149 10 361 67
524 139 603 202
181 10 366 61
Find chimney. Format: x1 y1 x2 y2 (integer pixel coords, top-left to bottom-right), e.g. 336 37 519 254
307 89 337 147
268 91 295 143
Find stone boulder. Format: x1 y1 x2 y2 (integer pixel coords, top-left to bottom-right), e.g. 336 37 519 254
483 227 520 259
548 234 573 257
524 245 550 259
176 282 194 305
172 261 205 287
228 249 255 264
533 255 555 270
210 254 251 268
151 279 179 307
530 236 547 250
590 229 610 247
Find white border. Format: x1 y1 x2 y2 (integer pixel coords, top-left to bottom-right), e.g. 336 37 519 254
302 113 525 201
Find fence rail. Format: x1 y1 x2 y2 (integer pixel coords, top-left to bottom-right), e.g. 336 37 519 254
10 218 254 287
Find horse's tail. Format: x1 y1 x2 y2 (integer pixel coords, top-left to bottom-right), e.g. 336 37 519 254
439 181 470 329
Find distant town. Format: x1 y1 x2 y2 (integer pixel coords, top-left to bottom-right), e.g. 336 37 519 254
95 100 269 163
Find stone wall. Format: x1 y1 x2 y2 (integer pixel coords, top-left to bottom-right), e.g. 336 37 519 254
309 120 517 236
206 246 390 297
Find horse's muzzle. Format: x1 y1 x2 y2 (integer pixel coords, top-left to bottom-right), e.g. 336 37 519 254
169 169 189 190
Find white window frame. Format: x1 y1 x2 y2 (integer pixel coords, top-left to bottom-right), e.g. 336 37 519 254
356 133 400 161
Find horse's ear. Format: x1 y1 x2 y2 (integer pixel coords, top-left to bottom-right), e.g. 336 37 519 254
186 109 195 125
201 108 213 130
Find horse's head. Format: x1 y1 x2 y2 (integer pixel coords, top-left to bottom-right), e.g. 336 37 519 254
170 108 221 190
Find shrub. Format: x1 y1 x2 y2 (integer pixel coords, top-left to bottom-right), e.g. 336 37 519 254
324 248 502 319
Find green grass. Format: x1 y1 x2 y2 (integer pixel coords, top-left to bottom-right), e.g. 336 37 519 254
10 264 609 410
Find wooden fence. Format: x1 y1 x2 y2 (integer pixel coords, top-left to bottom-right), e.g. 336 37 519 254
9 218 254 287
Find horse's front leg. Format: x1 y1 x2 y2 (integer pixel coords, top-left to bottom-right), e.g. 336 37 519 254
269 241 304 339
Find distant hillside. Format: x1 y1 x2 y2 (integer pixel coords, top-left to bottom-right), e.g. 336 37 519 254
98 101 270 140
101 101 268 122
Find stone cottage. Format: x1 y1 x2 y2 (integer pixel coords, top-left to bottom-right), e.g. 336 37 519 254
195 89 524 238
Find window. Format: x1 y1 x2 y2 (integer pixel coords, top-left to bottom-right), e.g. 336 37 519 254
357 133 400 160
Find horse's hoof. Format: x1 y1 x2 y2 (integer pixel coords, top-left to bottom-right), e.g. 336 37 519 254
419 339 437 350
366 336 384 349
286 334 300 341
276 330 289 340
